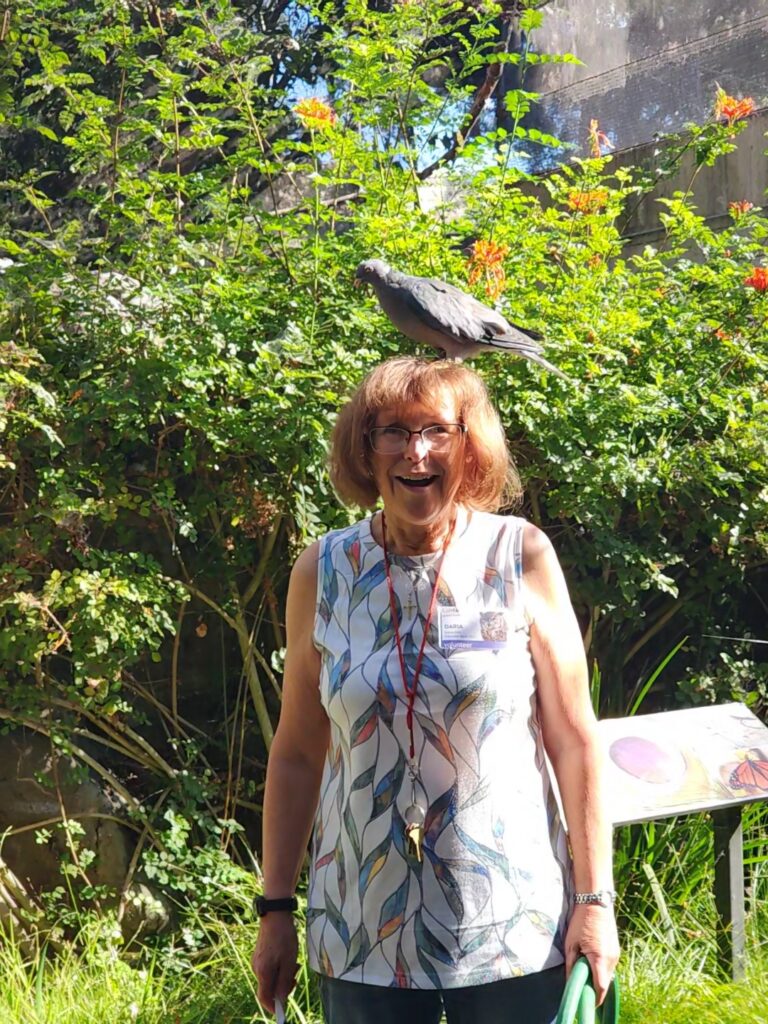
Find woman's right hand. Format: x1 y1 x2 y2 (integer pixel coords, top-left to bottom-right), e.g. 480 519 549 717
251 912 299 1015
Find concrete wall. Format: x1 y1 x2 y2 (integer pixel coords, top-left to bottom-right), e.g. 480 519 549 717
616 108 768 253
524 1 768 167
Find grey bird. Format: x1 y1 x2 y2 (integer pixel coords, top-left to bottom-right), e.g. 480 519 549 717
354 259 568 378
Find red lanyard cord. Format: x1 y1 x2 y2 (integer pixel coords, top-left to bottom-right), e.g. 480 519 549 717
381 513 455 760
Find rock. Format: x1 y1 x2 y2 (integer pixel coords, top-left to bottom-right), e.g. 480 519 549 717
0 731 131 891
120 882 173 941
0 730 169 938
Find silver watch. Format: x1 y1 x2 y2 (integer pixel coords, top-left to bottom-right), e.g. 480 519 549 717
573 889 617 907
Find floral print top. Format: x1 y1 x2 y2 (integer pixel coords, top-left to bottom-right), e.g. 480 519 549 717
308 511 571 989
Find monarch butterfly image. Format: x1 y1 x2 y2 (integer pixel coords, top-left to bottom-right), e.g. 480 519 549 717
728 751 768 793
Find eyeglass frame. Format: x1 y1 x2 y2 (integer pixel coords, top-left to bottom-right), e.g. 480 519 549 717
365 422 467 454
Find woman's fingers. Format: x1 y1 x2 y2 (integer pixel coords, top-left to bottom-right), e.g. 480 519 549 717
584 950 617 1006
252 915 299 1015
564 905 620 1006
275 957 299 1003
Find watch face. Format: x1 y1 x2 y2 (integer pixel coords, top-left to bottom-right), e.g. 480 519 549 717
600 890 616 906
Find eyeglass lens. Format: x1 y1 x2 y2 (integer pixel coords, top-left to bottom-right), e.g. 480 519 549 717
369 425 463 453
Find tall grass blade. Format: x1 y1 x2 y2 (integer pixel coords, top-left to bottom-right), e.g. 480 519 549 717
34 943 47 1023
642 862 677 947
628 637 687 716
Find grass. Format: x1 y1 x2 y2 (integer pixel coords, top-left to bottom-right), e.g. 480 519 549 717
621 945 768 1024
620 918 768 1024
2 888 767 1023
0 912 323 1024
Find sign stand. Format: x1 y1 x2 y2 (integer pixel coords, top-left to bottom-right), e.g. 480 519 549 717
712 805 746 980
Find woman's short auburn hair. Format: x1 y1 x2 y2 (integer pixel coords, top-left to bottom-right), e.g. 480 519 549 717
329 357 521 511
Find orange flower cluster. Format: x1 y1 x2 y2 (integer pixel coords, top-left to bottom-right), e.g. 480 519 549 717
466 239 510 301
294 97 337 130
588 118 614 158
567 189 609 214
728 200 754 217
744 267 768 292
714 89 755 125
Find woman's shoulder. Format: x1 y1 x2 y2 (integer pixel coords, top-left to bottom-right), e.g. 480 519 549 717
295 516 371 568
519 522 564 586
469 512 559 575
470 509 529 537
322 515 370 550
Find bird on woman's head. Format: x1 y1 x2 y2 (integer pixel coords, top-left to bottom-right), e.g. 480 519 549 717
354 259 569 379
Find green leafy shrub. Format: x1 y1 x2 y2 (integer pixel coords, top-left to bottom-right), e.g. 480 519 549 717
0 0 766 932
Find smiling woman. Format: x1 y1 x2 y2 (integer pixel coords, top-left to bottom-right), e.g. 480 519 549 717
251 356 619 1024
329 357 520 514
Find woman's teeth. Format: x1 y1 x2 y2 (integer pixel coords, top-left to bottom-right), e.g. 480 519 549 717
396 475 437 488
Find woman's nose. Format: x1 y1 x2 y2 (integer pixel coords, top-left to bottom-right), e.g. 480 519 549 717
404 432 428 459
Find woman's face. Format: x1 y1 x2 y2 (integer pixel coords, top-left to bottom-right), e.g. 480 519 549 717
368 393 467 529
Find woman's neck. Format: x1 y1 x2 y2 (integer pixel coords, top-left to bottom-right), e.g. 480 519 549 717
376 507 462 556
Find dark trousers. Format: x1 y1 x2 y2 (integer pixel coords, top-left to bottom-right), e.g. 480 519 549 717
317 966 565 1024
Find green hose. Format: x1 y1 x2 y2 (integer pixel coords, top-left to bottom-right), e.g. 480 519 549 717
555 957 620 1024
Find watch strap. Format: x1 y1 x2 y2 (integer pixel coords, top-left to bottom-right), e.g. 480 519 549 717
573 889 617 907
254 895 298 917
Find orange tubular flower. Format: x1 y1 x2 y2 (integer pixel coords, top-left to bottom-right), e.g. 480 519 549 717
728 200 754 217
567 189 609 214
588 118 614 158
466 239 510 301
294 97 337 130
744 267 768 292
714 89 755 125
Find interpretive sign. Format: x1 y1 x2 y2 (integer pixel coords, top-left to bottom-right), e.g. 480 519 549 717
595 702 768 981
597 702 768 826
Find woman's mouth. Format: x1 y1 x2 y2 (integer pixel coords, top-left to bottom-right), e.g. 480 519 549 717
395 475 438 488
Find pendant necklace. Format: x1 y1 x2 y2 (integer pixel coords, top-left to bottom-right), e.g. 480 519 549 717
381 511 456 863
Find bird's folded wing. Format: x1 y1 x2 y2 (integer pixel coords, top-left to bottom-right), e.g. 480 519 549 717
396 278 496 343
403 277 542 347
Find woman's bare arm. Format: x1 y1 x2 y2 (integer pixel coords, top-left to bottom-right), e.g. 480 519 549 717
252 541 330 1014
523 522 620 1003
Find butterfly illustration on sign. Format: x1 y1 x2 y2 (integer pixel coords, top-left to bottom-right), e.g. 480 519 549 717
724 749 768 794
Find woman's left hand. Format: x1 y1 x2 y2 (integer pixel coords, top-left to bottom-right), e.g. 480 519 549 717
564 904 620 1006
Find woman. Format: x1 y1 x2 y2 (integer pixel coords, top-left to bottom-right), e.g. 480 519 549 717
252 357 619 1023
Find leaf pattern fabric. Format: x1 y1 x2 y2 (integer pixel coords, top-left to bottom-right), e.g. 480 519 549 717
308 512 571 989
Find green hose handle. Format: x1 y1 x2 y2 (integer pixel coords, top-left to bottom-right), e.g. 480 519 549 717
555 957 620 1024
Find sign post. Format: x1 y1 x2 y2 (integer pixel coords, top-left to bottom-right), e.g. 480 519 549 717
712 804 746 980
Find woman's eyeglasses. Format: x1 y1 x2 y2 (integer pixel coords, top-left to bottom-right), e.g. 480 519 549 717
367 423 466 454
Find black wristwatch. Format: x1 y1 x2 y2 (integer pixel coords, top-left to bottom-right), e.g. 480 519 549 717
253 895 298 918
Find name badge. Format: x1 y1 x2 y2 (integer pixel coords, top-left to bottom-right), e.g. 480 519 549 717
438 606 519 650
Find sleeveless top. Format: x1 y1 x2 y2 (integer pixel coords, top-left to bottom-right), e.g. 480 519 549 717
308 511 572 989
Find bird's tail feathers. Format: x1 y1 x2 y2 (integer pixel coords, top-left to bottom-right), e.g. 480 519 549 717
489 323 543 343
488 336 570 380
524 351 571 381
